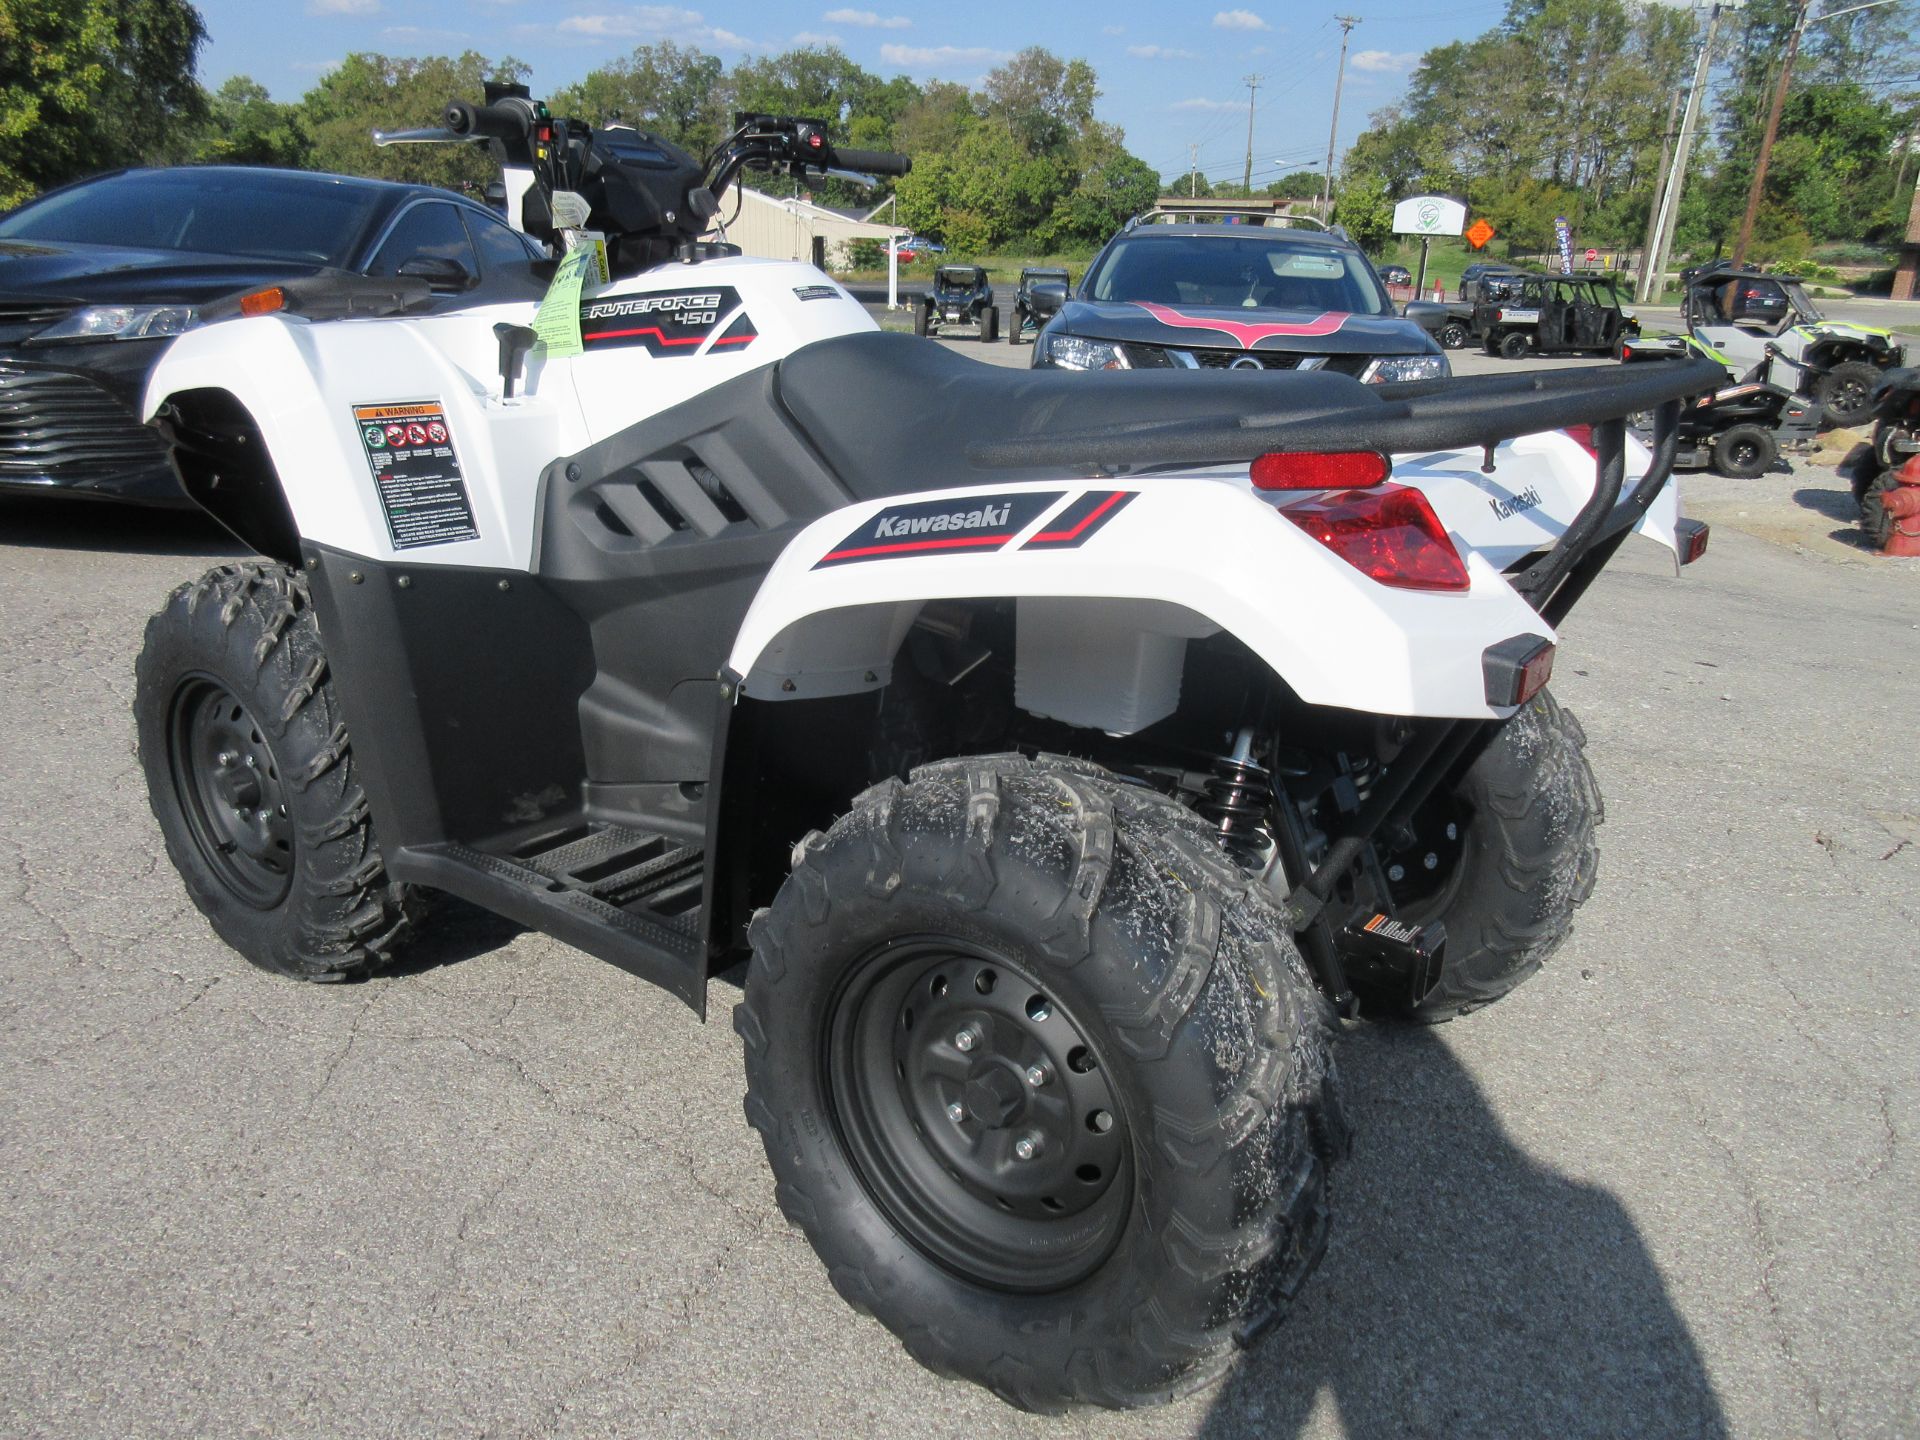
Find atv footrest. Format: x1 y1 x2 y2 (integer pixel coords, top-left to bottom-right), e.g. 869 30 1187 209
393 821 709 1014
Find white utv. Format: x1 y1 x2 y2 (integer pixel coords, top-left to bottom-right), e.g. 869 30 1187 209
132 85 1720 1412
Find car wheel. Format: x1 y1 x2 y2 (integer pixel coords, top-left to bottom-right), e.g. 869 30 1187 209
737 754 1346 1411
1437 321 1469 350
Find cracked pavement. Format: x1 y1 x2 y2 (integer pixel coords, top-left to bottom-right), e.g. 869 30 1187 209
1 492 1915 1440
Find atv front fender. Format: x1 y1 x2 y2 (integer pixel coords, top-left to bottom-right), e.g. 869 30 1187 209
726 476 1554 724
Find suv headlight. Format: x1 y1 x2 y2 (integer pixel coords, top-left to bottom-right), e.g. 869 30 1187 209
1360 354 1450 384
33 304 199 343
1036 333 1130 371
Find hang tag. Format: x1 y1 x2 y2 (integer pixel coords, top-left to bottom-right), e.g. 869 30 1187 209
530 243 598 358
549 190 591 229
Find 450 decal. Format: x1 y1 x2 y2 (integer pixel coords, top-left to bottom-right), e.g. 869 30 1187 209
580 287 758 358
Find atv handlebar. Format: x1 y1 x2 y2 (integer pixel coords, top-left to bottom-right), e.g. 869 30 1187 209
443 97 535 141
831 146 912 177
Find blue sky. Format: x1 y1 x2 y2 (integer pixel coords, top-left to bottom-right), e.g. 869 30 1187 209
201 0 1517 185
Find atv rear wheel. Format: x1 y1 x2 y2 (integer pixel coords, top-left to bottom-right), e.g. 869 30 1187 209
135 562 418 981
1711 422 1777 479
1362 690 1600 1023
1499 331 1531 361
912 305 929 339
1818 360 1881 428
1437 320 1469 350
737 754 1345 1411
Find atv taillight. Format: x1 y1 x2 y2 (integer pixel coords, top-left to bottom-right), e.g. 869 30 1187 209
1279 484 1470 592
1251 451 1390 490
1675 517 1710 565
239 287 286 318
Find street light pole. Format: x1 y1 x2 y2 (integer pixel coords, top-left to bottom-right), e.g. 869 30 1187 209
1322 16 1360 219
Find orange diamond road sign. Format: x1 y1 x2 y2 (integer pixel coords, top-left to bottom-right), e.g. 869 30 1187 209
1465 218 1496 250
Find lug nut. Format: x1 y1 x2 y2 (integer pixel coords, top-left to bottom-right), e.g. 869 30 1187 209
954 1026 978 1053
1387 863 1405 882
216 752 233 766
1424 852 1439 870
1025 1063 1051 1088
244 755 257 769
946 1101 965 1124
1013 1132 1044 1161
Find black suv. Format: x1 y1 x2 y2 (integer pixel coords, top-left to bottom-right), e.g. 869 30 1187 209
1030 213 1445 381
915 265 997 342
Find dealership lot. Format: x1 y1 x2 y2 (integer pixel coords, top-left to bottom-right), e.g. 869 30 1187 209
1 339 1916 1437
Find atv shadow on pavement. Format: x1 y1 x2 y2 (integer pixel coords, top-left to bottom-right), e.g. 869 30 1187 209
0 495 245 558
1198 1025 1728 1440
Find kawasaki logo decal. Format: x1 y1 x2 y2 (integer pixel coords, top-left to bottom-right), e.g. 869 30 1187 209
1489 486 1543 521
815 491 1065 566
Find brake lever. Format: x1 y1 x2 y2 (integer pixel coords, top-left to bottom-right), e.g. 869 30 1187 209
373 127 468 147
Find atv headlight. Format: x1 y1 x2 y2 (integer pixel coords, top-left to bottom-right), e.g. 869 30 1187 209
33 304 199 343
1036 333 1130 371
1359 354 1450 384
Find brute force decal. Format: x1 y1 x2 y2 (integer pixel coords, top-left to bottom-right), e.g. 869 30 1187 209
815 491 1065 567
1133 302 1352 350
1020 489 1137 549
580 287 757 358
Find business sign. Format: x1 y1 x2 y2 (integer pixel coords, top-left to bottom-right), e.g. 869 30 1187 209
1391 195 1467 237
1553 215 1574 275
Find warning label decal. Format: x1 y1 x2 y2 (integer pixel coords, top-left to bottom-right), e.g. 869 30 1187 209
351 401 479 550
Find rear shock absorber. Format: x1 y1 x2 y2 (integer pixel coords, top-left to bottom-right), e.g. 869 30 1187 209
1199 727 1276 865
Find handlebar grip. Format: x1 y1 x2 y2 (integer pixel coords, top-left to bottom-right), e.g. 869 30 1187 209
832 147 911 177
443 99 531 141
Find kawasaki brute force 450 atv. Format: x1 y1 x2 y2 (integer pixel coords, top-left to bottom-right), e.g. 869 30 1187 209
133 86 1719 1413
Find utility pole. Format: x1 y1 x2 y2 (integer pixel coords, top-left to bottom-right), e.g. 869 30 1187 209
1190 143 1200 199
1322 16 1360 219
1642 2 1727 305
1241 75 1262 195
1636 89 1683 304
1733 0 1811 267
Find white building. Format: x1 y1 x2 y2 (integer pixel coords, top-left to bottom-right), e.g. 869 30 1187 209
723 186 908 271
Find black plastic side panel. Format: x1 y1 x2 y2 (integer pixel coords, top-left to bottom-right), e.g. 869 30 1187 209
154 389 302 562
303 545 596 849
535 362 855 787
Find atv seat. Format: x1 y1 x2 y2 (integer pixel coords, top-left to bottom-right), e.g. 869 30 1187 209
775 330 1371 498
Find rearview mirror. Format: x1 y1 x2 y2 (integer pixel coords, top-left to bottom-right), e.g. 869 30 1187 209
1029 282 1068 317
397 254 476 292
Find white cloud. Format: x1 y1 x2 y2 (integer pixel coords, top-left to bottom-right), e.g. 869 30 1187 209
381 25 470 43
1170 97 1243 112
1128 44 1198 59
880 43 1012 67
555 8 755 47
308 0 379 13
1102 24 1124 35
790 30 844 45
1213 9 1270 31
823 8 911 26
1351 49 1418 72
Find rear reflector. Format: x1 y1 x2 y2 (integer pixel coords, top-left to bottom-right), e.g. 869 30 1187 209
239 287 286 318
1251 450 1390 491
1483 635 1556 707
1280 484 1470 592
1562 424 1598 457
1674 517 1710 565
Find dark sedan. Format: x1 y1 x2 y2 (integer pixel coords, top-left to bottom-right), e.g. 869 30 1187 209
0 166 544 505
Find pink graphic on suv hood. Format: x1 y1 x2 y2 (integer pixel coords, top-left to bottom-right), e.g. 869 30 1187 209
1133 302 1352 349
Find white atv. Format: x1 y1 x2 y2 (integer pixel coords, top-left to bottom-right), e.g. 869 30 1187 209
133 85 1719 1413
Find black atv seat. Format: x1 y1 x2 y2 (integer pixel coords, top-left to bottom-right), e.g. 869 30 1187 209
775 330 1372 498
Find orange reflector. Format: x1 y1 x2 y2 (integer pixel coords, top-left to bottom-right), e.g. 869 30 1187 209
1250 450 1390 491
239 287 286 317
1280 484 1470 592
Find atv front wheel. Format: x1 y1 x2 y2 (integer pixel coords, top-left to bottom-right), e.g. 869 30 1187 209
1818 361 1881 428
1363 689 1600 1023
1861 468 1900 549
979 305 998 342
1007 306 1024 345
1711 422 1778 479
737 754 1345 1411
134 562 418 981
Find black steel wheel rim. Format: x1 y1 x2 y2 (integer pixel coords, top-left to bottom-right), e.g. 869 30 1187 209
167 675 295 908
825 936 1132 1293
1731 439 1760 468
1834 377 1871 419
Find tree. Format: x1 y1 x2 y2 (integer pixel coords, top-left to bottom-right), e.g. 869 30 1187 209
548 42 727 155
980 47 1097 156
1332 169 1393 252
1269 170 1324 201
1 0 208 207
193 75 307 168
298 51 528 188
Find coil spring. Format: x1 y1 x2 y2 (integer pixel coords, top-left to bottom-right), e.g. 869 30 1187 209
1198 753 1276 856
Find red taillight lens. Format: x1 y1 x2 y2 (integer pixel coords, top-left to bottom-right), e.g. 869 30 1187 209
1483 635 1556 706
1250 450 1390 491
1562 423 1597 457
239 287 285 318
1280 484 1470 592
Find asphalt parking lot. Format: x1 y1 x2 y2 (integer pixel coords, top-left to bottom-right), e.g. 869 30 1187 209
1 334 1916 1438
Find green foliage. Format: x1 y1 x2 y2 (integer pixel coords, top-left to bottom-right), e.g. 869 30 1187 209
546 41 726 155
1269 170 1324 201
301 51 528 189
1 0 207 208
192 75 307 168
1332 170 1393 252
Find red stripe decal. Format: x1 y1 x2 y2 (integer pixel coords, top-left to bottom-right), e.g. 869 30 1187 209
582 325 709 345
819 533 1014 562
1031 489 1127 544
1133 302 1351 348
